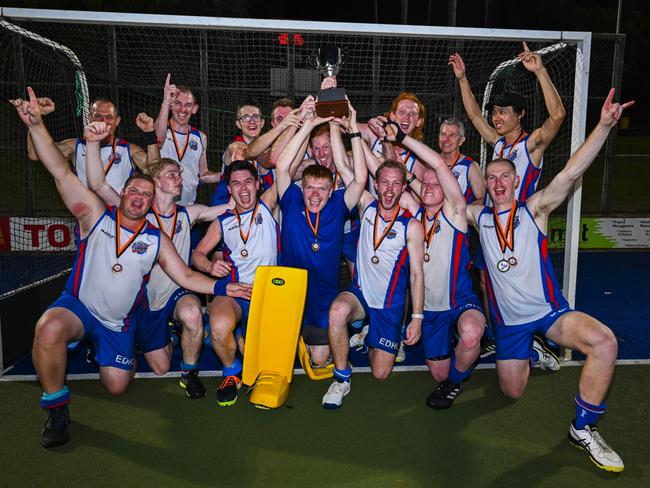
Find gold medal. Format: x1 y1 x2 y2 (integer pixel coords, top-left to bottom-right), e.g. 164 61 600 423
240 249 249 258
424 253 430 263
508 256 518 266
112 263 123 273
422 209 440 266
311 242 320 252
371 255 380 264
234 201 259 260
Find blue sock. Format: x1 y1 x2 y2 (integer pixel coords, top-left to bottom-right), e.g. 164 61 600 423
180 362 197 376
448 356 471 385
40 386 71 409
333 366 352 383
574 394 606 429
222 357 242 377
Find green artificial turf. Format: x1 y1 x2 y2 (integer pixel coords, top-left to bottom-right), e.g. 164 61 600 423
1 366 647 487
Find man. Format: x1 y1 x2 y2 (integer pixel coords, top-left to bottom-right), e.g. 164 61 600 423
26 96 150 193
85 118 232 399
466 89 633 472
276 104 366 367
448 42 565 202
11 88 222 448
379 121 486 410
192 161 279 406
437 118 485 203
322 160 425 409
155 74 219 205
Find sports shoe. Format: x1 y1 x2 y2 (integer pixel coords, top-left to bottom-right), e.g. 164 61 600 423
349 324 369 349
425 380 463 410
40 405 70 448
532 337 560 371
322 381 351 409
216 375 242 406
480 336 496 358
179 369 206 399
568 423 624 472
396 341 406 363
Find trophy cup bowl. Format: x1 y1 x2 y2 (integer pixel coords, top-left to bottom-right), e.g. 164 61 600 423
309 45 349 118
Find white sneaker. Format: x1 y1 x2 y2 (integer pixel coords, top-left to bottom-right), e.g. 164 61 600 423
568 423 624 472
532 337 560 371
349 325 369 349
395 341 406 363
322 381 351 409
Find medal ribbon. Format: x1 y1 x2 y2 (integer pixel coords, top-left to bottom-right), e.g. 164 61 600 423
169 120 190 161
305 206 320 242
398 149 413 167
493 203 517 254
234 200 259 248
498 131 527 160
102 138 118 176
373 205 400 254
422 209 440 250
448 152 462 171
115 211 147 259
152 205 178 240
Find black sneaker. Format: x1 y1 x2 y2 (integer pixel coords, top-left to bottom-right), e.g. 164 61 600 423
480 336 496 358
179 369 206 399
40 405 70 448
216 375 242 406
425 380 463 410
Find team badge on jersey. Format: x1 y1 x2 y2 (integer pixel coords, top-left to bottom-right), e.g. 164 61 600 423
255 214 263 225
508 150 519 161
452 170 461 180
131 241 150 254
113 152 122 164
189 140 199 151
386 229 397 240
175 221 183 234
513 216 520 229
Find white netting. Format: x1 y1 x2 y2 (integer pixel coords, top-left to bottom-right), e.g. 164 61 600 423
0 14 589 297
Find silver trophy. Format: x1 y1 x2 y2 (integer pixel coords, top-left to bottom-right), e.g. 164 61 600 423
309 45 348 118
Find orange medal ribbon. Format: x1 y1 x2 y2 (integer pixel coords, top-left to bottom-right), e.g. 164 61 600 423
305 205 321 241
102 138 118 176
373 205 400 254
234 200 260 248
169 120 190 161
115 211 147 259
448 152 462 171
498 131 527 160
152 206 178 240
422 209 440 250
493 202 517 254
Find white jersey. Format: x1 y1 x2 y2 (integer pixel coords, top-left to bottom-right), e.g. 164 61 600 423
477 203 568 326
491 133 542 203
74 138 134 193
219 200 279 286
355 202 412 309
65 207 160 332
145 205 192 311
448 154 478 203
368 138 417 198
417 209 475 312
160 124 204 205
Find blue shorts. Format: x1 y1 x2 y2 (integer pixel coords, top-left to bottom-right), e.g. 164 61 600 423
472 244 486 271
422 299 483 360
495 307 572 360
347 286 404 355
233 297 251 336
49 291 136 371
137 288 193 353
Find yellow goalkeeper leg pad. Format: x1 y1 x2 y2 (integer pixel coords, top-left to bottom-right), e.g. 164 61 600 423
242 266 307 409
298 337 334 381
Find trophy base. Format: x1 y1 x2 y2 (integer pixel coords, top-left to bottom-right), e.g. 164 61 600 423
316 88 349 118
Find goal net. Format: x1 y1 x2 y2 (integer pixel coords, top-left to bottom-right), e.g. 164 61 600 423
0 9 590 302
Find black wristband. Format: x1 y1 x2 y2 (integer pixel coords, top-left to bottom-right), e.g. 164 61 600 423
407 173 417 185
143 130 157 146
394 126 406 144
348 132 361 139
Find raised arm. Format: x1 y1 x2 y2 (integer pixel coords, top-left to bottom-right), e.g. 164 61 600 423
84 122 121 207
245 108 303 165
340 102 367 210
467 161 486 203
448 53 499 145
11 88 105 234
529 88 634 222
520 42 566 165
329 121 353 185
132 112 160 171
155 73 175 144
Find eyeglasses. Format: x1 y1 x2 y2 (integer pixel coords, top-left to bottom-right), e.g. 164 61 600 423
238 114 263 123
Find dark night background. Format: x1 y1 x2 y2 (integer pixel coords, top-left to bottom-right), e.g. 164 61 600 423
3 0 648 128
